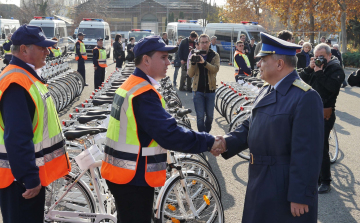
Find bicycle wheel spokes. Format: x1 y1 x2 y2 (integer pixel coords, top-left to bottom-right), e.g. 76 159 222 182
160 174 224 223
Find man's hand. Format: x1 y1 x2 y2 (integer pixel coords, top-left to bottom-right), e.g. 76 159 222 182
314 63 324 72
290 202 309 217
181 60 186 64
309 57 316 69
210 136 226 156
197 55 205 64
118 56 121 59
22 183 42 199
324 107 332 120
94 66 98 70
245 49 249 53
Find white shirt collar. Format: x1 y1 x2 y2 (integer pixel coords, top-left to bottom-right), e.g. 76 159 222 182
146 75 160 89
274 71 292 90
26 63 42 77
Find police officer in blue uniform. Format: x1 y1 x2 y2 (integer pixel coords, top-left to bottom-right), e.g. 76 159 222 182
75 32 88 86
218 33 324 222
92 38 106 90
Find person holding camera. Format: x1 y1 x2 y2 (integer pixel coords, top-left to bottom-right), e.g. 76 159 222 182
188 34 220 133
113 34 125 70
299 43 345 194
126 37 135 62
178 31 198 92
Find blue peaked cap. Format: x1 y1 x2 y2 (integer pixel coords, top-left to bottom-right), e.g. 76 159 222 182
256 32 302 57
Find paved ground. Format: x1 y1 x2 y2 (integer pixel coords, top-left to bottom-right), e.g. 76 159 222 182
1 57 360 222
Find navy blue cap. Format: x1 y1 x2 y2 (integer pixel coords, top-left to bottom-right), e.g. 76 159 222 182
78 32 86 36
11 24 57 47
256 32 302 57
97 37 103 41
134 35 178 57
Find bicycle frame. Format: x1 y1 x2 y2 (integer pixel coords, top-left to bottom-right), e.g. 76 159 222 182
45 161 117 223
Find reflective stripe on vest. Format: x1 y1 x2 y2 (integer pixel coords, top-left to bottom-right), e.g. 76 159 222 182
101 75 167 187
0 65 71 188
93 47 107 68
75 40 87 60
3 40 11 55
49 47 62 57
234 50 251 76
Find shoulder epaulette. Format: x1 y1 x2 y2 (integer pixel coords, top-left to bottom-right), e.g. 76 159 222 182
293 79 311 91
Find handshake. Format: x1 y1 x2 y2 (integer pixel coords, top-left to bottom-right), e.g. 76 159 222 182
210 136 226 156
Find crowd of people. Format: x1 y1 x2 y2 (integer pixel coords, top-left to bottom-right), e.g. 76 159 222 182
0 23 352 223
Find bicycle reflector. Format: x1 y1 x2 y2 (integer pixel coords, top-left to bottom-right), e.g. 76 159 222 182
167 204 176 211
81 103 85 108
240 107 244 111
69 114 73 118
245 96 249 100
171 218 180 223
62 121 66 126
238 93 242 96
90 95 93 99
192 180 197 185
76 108 79 113
203 195 211 205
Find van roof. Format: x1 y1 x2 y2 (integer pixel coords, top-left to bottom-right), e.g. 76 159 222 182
29 19 66 26
79 20 109 26
0 19 20 24
167 22 203 30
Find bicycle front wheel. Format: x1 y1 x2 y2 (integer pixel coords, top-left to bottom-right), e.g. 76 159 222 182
329 128 339 164
159 173 224 223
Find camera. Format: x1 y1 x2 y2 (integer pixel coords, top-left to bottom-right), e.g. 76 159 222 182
315 55 327 68
190 49 207 63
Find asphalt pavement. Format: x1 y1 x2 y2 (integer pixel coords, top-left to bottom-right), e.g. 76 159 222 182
0 57 359 223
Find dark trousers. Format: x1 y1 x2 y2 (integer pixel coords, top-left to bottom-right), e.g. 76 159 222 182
173 66 181 86
116 57 124 68
0 181 46 223
94 66 105 90
179 63 192 91
106 181 154 223
320 111 336 185
249 57 255 71
77 58 86 82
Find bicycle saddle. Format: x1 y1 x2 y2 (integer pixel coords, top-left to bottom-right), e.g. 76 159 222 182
77 115 107 124
86 110 111 116
167 100 178 108
75 126 107 133
94 95 114 100
257 83 264 88
92 99 113 106
237 76 247 80
64 129 101 140
106 91 116 97
251 81 264 86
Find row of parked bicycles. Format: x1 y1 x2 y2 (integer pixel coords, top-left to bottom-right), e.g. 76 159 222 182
215 73 339 163
44 62 224 222
44 55 85 112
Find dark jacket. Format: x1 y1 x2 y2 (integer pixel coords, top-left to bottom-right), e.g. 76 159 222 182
128 68 215 186
162 38 169 45
296 51 313 69
222 71 324 223
126 43 135 60
178 37 195 61
75 39 84 60
3 40 13 61
173 44 181 67
235 50 251 75
332 49 343 67
113 41 124 59
249 43 256 60
92 46 105 68
244 41 251 56
299 56 345 108
0 56 48 189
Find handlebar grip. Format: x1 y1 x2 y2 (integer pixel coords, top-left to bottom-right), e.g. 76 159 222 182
167 100 177 108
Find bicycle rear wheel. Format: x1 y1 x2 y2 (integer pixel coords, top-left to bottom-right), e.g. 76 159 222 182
159 173 224 223
329 128 339 164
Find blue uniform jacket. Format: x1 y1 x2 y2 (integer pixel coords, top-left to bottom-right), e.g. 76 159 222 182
128 68 215 186
222 70 324 223
0 56 45 189
75 40 84 60
235 52 251 75
3 40 12 61
92 46 104 68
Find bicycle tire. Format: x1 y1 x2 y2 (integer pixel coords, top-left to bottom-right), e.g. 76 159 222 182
159 173 224 223
229 97 246 123
329 128 339 164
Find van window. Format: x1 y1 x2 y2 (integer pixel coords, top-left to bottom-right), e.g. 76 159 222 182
10 25 17 33
59 27 66 38
248 32 261 42
78 28 104 39
168 29 174 39
3 26 11 35
42 27 54 38
178 30 202 38
215 30 238 43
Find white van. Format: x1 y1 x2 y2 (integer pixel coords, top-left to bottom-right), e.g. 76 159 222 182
0 18 20 54
205 22 266 60
166 21 204 45
29 17 69 53
128 29 154 44
75 18 111 57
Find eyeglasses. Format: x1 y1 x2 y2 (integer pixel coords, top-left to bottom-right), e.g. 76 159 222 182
200 41 209 45
238 45 244 47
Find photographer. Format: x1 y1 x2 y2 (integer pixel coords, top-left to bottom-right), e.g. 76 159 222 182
299 43 345 194
188 34 220 133
178 31 198 92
